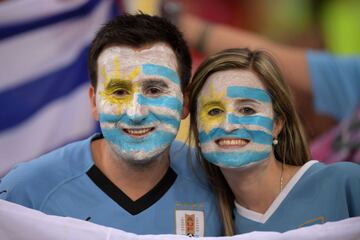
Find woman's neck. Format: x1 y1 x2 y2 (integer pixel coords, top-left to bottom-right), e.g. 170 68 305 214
221 155 298 214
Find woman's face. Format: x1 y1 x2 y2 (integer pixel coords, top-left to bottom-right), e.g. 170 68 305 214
196 69 277 168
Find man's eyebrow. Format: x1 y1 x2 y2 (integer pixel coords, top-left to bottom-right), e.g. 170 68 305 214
142 79 169 89
106 79 132 88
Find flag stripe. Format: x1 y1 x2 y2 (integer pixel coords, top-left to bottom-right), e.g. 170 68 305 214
142 64 180 84
0 47 89 132
228 114 273 131
227 86 271 102
0 0 101 40
0 84 95 177
0 0 117 177
0 0 112 91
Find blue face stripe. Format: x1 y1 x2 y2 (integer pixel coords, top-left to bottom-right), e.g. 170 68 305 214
99 113 180 129
199 128 273 145
228 114 273 131
227 86 271 103
102 128 176 152
202 151 270 168
137 95 182 113
142 64 180 84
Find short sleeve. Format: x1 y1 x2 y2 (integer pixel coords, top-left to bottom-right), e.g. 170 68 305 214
0 165 37 208
307 50 360 120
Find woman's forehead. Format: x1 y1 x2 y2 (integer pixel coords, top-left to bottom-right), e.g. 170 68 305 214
201 69 266 93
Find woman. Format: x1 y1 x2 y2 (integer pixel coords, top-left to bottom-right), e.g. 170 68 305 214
188 48 360 235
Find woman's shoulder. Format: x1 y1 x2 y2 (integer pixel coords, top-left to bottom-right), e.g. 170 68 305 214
307 160 360 181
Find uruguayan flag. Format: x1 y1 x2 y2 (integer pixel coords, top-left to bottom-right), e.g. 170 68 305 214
0 0 118 176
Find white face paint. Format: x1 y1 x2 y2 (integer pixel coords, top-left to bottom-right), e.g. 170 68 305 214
197 69 275 168
96 43 183 162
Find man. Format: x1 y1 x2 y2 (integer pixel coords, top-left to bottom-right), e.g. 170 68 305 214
0 13 221 237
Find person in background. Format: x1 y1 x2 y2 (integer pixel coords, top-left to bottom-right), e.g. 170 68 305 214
0 13 222 237
173 11 360 163
188 48 360 235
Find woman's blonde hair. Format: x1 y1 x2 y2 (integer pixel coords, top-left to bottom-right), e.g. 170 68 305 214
188 48 310 235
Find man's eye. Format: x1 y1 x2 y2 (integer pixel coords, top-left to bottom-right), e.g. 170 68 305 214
208 108 224 116
112 89 129 97
239 107 256 115
145 87 163 96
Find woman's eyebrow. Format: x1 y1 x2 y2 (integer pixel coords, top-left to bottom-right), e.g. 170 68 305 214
202 101 224 107
234 98 260 105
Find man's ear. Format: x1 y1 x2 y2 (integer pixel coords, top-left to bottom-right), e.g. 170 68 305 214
89 85 99 121
181 92 190 119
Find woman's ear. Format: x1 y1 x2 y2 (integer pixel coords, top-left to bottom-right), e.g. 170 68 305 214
89 86 99 121
273 117 284 138
181 92 190 119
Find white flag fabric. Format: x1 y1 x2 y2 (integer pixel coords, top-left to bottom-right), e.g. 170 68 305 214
0 199 359 240
0 0 117 177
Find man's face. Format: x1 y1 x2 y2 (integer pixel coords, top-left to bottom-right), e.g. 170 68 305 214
95 43 183 162
196 69 275 168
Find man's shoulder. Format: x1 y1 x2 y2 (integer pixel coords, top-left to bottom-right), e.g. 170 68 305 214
169 141 211 191
0 135 95 208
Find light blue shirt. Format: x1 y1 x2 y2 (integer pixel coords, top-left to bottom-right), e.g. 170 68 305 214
307 51 360 120
234 161 360 233
0 134 222 236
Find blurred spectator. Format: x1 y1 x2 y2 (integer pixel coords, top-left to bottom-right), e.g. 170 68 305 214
166 7 360 163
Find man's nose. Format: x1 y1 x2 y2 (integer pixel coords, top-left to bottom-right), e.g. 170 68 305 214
126 93 148 123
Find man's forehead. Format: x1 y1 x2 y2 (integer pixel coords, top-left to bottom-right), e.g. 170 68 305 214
97 43 178 71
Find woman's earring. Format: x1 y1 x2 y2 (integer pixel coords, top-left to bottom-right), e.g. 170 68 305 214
272 138 279 146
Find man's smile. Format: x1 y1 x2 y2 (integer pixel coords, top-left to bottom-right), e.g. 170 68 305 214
122 127 155 138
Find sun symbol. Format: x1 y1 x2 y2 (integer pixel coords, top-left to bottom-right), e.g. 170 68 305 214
99 56 141 114
198 82 230 133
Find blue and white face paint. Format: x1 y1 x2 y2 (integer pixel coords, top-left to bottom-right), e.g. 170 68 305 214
96 43 183 162
197 69 275 168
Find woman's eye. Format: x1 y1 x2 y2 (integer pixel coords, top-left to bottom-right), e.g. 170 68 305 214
208 108 224 116
113 89 129 97
240 107 256 115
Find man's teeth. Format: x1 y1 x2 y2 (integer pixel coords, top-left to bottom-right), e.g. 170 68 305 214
125 128 153 135
217 139 248 146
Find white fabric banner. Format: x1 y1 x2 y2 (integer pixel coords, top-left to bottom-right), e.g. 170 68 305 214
1 200 359 240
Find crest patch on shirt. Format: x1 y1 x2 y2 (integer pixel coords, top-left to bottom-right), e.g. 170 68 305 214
175 203 205 237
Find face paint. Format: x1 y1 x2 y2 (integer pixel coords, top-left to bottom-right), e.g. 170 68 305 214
197 69 274 168
96 43 183 162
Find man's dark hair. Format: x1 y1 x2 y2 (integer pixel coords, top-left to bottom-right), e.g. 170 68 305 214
88 13 191 92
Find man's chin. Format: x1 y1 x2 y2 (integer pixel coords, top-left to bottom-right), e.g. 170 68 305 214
115 147 167 164
107 139 172 164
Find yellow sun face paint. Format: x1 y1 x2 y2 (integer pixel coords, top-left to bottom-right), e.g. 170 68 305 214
95 43 183 163
198 81 229 133
196 69 275 169
99 56 141 115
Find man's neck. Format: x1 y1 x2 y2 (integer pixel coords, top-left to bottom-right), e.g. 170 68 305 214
91 139 170 201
